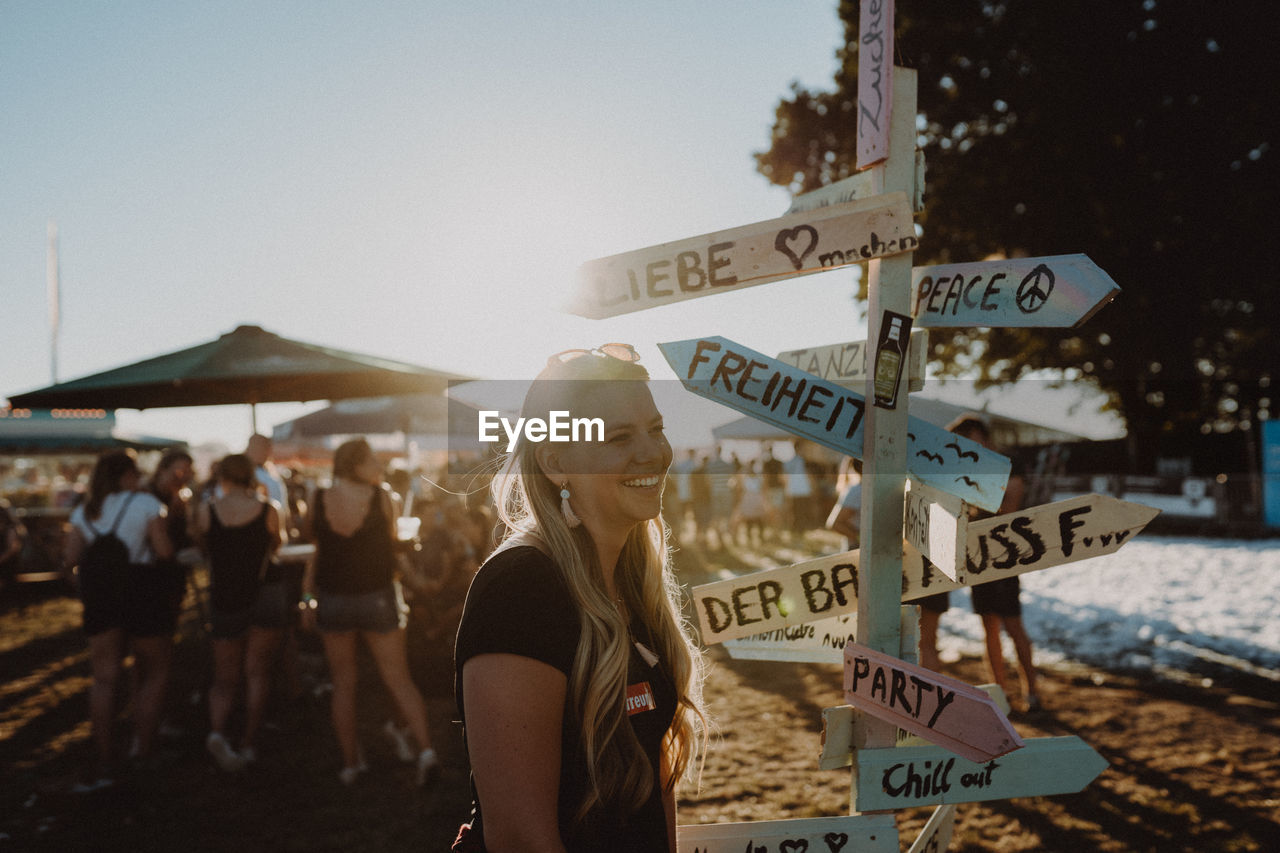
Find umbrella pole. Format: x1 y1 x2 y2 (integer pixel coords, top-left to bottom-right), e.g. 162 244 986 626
250 402 258 434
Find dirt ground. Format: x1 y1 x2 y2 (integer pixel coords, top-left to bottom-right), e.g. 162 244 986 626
2 533 1278 852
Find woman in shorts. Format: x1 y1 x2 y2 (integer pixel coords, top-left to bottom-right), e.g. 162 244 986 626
300 438 438 786
192 453 285 771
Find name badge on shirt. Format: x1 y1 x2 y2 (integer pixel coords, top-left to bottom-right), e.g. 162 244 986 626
625 681 656 716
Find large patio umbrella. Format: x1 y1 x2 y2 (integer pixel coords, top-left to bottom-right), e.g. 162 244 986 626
8 324 470 431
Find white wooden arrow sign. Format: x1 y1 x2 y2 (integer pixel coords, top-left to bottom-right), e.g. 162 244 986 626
570 192 914 319
659 336 1010 511
694 550 862 644
724 612 857 664
679 814 897 853
820 686 1011 771
856 0 894 167
786 171 877 215
903 479 966 582
786 151 926 215
694 494 1156 644
902 493 1161 599
852 736 1109 811
906 804 956 853
777 328 929 391
844 641 1023 763
725 598 919 665
912 254 1119 329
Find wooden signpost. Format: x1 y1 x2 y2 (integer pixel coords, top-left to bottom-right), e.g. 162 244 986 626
912 254 1120 329
777 328 929 391
851 736 1108 811
658 336 1010 511
570 192 914 319
565 6 1139 844
679 814 897 853
843 641 1023 763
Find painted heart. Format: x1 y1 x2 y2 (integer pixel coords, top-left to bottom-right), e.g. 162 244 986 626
824 833 849 852
775 225 819 270
1083 536 1094 547
779 840 810 853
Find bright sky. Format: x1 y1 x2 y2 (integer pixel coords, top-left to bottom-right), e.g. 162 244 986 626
1 2 1120 451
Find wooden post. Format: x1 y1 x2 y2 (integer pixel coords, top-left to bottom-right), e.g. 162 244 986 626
854 65 919 791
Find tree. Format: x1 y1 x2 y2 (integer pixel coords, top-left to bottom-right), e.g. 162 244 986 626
756 1 1277 468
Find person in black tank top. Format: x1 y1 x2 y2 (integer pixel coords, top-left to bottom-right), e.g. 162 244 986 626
454 346 708 852
300 438 439 787
192 453 284 772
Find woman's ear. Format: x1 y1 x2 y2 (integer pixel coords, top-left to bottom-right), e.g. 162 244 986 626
533 443 566 487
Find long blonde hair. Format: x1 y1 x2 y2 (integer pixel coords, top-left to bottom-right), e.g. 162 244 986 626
492 358 707 822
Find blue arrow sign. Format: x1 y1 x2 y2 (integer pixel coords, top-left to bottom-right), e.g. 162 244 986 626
659 336 1010 511
852 736 1109 811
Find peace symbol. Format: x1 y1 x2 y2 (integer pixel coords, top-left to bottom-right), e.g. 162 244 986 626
1016 264 1056 313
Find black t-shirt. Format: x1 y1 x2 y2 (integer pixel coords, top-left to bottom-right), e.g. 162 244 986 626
455 545 676 852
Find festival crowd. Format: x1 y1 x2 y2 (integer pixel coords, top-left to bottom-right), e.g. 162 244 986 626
45 434 838 792
46 410 1037 847
52 435 495 794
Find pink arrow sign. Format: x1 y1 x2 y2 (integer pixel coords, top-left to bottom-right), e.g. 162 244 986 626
843 641 1023 763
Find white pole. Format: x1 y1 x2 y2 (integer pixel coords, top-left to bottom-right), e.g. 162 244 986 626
47 220 60 383
854 65 919 770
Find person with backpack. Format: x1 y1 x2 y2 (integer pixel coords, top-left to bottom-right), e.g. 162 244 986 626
62 449 174 792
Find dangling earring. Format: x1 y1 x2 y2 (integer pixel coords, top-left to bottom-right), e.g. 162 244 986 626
560 482 582 528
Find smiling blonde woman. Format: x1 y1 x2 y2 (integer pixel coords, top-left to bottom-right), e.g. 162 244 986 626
454 345 707 853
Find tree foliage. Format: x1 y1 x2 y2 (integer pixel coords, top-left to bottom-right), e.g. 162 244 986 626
756 1 1276 461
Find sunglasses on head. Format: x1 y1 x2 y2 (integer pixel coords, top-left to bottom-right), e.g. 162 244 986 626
546 343 642 367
